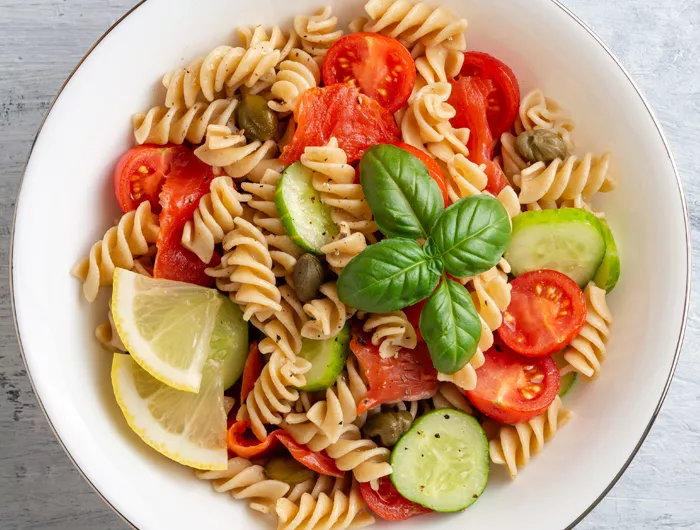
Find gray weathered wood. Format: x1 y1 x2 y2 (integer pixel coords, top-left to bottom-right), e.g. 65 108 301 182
0 1 698 528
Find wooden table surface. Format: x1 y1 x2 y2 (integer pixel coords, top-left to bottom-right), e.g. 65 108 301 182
1 1 698 528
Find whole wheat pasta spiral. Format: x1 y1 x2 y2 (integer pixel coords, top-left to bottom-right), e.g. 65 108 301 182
517 88 576 150
181 176 252 263
222 217 281 322
514 153 616 208
320 222 368 275
362 311 417 359
269 48 321 113
488 396 572 479
275 487 375 530
294 7 344 60
195 124 277 179
72 201 159 302
132 99 238 146
195 457 290 508
301 283 354 340
562 283 613 378
362 0 467 51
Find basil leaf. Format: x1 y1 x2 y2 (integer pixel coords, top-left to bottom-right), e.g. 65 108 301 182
360 144 443 239
431 195 511 278
337 238 441 313
420 278 482 374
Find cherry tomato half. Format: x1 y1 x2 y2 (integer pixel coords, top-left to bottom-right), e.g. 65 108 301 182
498 270 587 357
360 477 432 521
240 342 263 403
459 52 520 139
393 142 449 207
114 144 185 213
274 432 344 477
323 33 416 114
466 341 560 424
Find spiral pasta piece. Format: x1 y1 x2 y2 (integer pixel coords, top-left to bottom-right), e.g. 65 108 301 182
237 25 299 62
514 152 616 208
269 48 321 113
241 165 285 235
320 222 368 275
413 42 464 93
253 473 350 515
423 382 473 414
325 425 393 484
72 201 159 302
302 138 376 240
437 349 484 392
222 217 281 322
275 487 375 530
253 285 308 362
562 283 613 378
195 457 290 509
517 89 576 150
294 7 344 60
195 124 277 179
362 311 417 359
362 0 467 51
246 350 311 441
132 99 238 146
181 177 251 263
301 283 354 340
488 396 572 479
95 309 125 352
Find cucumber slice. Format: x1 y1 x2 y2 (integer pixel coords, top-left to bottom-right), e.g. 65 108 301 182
391 409 489 512
594 218 621 292
552 351 577 397
506 208 606 286
297 322 350 392
208 296 249 390
275 161 338 254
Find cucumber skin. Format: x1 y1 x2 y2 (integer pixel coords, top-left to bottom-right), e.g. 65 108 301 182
297 322 350 392
275 161 338 254
593 217 621 292
391 409 489 512
209 296 249 390
558 371 577 397
507 208 606 287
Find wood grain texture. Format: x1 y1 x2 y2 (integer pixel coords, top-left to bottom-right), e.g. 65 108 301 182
0 1 698 529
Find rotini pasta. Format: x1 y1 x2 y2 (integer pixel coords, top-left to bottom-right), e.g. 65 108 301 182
320 222 368 274
413 42 464 93
437 349 484 392
517 88 576 151
241 165 286 235
132 99 238 146
294 7 344 60
269 48 321 113
301 283 354 340
237 25 299 62
181 176 252 263
562 282 613 378
423 382 473 414
275 487 375 530
253 285 308 362
72 201 159 302
95 309 125 352
488 396 572 479
362 311 417 359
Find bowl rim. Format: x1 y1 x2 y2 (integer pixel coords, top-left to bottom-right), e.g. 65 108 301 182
9 1 691 529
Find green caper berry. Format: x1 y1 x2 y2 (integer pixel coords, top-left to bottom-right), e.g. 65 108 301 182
235 95 278 142
515 129 569 163
264 457 315 485
293 254 325 302
362 411 414 447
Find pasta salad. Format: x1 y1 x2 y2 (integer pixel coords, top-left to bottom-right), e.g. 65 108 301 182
73 0 620 526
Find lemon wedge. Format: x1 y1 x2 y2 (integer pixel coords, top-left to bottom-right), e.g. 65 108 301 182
112 353 228 470
112 269 223 393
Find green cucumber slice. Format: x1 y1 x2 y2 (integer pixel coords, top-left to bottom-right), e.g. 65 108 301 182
208 296 249 390
552 351 577 397
506 208 606 286
297 322 350 392
275 161 338 254
391 409 489 512
593 218 621 292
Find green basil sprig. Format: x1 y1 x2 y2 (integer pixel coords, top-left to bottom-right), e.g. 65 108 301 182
337 144 511 374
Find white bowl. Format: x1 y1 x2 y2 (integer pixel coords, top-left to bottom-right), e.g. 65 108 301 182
11 0 690 529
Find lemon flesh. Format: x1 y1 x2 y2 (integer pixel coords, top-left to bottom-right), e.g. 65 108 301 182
112 269 222 393
112 353 228 470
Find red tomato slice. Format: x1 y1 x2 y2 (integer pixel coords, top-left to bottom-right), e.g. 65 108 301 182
499 270 587 357
227 420 280 459
153 230 219 286
274 432 344 477
393 142 449 207
350 327 438 415
113 145 185 214
280 83 400 165
240 342 263 403
448 77 508 195
323 33 416 114
360 477 432 521
459 52 520 139
466 342 560 424
403 298 427 343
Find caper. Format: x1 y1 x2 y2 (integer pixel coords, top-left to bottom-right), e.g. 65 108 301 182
264 457 315 485
235 95 278 142
293 254 325 302
362 411 413 447
515 129 568 163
